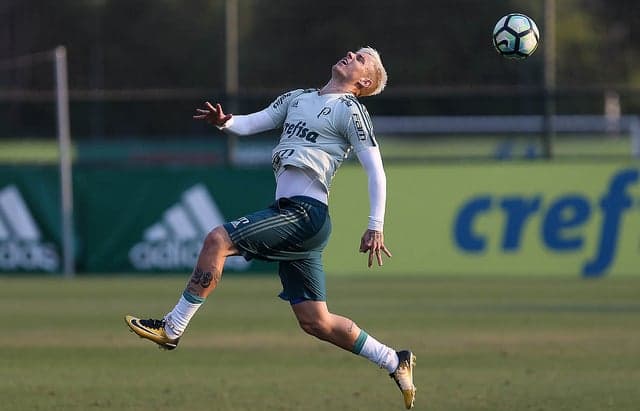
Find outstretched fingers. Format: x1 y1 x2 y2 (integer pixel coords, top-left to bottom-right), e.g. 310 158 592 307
360 230 392 268
193 102 232 126
369 244 393 267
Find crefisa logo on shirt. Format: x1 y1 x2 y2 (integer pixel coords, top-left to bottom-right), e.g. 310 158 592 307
282 121 319 143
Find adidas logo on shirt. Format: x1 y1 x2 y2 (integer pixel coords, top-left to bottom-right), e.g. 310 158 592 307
129 184 250 271
0 185 60 271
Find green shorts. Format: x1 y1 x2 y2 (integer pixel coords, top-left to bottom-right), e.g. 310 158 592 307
223 196 332 303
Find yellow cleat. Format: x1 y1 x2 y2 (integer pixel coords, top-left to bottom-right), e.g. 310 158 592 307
124 315 180 350
389 350 417 409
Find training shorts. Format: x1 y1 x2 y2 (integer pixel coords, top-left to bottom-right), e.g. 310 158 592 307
223 196 332 303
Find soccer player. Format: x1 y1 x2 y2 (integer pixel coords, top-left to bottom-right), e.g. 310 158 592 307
125 47 416 409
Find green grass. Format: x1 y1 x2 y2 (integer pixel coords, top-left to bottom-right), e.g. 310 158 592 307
1 275 639 411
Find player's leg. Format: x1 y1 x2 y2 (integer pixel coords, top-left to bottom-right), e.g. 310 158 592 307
162 226 238 337
125 198 305 349
278 258 400 366
125 226 238 348
290 300 416 409
168 195 326 338
290 300 400 369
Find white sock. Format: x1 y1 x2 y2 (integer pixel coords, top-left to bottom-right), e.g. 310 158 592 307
355 331 399 373
163 293 203 339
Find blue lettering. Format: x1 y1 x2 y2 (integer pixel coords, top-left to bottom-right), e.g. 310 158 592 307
454 196 491 252
583 169 639 277
452 168 638 277
500 197 541 251
543 196 590 250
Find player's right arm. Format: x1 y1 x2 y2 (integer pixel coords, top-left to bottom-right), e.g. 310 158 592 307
193 101 276 135
193 89 305 136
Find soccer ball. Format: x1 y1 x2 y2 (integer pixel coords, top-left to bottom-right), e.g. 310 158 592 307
492 13 540 59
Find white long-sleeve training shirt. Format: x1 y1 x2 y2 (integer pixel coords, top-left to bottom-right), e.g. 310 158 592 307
219 89 387 231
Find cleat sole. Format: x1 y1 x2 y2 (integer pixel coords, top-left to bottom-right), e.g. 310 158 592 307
124 314 180 350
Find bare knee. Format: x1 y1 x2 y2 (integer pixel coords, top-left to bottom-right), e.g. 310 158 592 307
291 301 335 340
202 226 236 255
297 316 332 339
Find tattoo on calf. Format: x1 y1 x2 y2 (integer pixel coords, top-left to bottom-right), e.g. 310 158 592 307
200 271 213 288
190 267 214 288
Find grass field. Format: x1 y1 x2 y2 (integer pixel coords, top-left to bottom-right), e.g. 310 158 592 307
1 274 639 411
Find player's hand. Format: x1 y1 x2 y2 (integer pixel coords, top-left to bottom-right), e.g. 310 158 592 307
193 101 232 127
359 229 392 268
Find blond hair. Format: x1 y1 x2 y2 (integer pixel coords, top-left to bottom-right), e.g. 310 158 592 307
358 46 388 97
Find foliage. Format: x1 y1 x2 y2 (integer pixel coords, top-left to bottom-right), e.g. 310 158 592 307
1 0 638 90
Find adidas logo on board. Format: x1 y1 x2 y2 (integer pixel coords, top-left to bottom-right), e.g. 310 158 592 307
129 184 250 271
0 185 60 271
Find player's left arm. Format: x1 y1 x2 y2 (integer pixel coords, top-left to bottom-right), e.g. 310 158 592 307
339 99 392 267
356 146 392 267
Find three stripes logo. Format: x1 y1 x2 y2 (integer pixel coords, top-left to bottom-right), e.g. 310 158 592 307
0 185 60 271
128 184 250 271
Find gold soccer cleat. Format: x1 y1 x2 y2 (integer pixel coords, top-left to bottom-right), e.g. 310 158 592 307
389 350 417 409
125 315 180 350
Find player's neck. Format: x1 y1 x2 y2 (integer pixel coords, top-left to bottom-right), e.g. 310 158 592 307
319 80 357 96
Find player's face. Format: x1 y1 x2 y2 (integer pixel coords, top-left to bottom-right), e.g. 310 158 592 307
332 51 373 84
